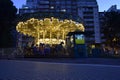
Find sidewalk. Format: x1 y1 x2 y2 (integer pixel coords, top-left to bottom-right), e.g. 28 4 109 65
15 58 120 66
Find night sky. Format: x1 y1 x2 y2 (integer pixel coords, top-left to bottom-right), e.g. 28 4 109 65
12 0 120 12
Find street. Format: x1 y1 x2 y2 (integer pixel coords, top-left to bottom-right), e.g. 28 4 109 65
0 60 120 80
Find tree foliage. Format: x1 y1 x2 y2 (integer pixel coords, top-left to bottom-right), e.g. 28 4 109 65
103 11 120 47
0 0 17 47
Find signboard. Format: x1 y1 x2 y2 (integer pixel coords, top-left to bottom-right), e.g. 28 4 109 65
75 34 85 44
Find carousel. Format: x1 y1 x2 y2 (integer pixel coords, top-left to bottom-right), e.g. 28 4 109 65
16 17 85 45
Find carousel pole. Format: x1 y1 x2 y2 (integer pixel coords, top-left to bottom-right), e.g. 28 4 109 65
62 30 65 40
43 30 46 44
37 25 40 45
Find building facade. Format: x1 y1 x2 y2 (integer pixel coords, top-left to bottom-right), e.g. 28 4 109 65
19 0 101 44
99 12 105 43
99 5 120 44
107 5 120 12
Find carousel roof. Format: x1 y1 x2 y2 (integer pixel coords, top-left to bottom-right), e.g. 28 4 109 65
16 17 85 44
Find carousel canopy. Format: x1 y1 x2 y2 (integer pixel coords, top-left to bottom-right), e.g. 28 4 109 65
16 17 85 44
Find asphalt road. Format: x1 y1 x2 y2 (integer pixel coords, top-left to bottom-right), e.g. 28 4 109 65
0 60 120 80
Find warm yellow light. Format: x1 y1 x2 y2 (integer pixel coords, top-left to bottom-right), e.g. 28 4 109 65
91 45 95 49
16 17 85 44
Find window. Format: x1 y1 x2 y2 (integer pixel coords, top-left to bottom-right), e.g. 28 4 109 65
83 16 94 19
86 21 94 24
27 0 34 2
83 12 93 14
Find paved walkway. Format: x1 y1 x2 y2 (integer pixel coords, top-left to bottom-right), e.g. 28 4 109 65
0 59 120 80
16 58 120 66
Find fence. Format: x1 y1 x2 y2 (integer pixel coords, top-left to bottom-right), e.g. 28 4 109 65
0 48 24 59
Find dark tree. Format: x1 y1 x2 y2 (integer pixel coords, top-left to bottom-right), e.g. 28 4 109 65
103 11 120 47
0 0 17 47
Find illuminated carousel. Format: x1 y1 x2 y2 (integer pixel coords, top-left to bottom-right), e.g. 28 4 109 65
16 17 85 45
